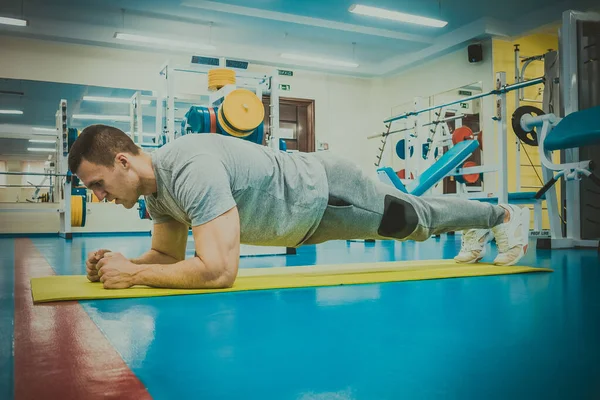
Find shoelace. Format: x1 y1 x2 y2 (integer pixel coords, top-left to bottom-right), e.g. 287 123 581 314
461 230 485 252
494 224 511 252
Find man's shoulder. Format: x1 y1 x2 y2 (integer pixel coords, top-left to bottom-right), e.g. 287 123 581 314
153 135 225 165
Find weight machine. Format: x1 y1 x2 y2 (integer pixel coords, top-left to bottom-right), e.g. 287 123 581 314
512 10 600 249
373 9 600 247
512 44 550 191
132 60 294 257
373 75 544 200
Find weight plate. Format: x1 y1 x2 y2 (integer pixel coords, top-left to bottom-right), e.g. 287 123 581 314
511 105 543 146
218 105 254 138
221 89 265 132
452 126 474 145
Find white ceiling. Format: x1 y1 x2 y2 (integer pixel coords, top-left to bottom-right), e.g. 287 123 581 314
0 0 598 77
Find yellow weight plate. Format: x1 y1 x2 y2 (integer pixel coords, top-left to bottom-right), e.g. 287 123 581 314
208 68 235 91
71 195 82 227
221 89 264 132
217 106 253 138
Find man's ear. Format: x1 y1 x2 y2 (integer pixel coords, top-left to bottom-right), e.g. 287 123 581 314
115 153 130 169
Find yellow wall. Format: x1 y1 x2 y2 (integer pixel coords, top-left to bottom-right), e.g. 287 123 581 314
492 33 559 229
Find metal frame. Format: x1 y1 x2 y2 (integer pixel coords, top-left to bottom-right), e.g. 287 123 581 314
157 60 280 149
513 44 546 191
561 10 583 244
372 74 554 235
383 77 544 124
154 60 286 255
375 74 543 202
57 99 72 238
537 9 600 249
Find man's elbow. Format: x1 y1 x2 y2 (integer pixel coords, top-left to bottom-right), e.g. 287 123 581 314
193 257 238 289
214 272 236 289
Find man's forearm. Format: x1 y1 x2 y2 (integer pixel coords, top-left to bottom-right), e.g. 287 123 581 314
131 257 236 289
130 249 180 265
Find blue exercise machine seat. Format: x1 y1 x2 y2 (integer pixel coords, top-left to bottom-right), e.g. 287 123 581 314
474 191 545 204
377 140 479 196
377 167 408 193
545 105 600 151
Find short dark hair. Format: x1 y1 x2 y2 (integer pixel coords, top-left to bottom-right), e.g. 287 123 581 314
68 125 140 173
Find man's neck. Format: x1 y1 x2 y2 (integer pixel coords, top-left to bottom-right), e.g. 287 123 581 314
138 152 158 195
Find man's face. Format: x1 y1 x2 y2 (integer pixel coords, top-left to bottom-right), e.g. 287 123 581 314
76 158 139 209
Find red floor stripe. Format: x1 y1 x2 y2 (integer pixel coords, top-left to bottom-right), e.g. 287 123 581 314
14 238 152 400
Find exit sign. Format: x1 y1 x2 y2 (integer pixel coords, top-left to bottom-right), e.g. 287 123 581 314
459 90 473 96
278 69 294 76
460 102 469 109
279 84 291 91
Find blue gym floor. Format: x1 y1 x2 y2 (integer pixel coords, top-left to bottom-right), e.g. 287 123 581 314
2 234 600 399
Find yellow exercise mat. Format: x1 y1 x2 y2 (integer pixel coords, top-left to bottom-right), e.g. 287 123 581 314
30 259 551 303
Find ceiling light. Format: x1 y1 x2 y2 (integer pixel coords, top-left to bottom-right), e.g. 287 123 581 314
32 127 56 132
83 96 151 105
72 114 130 122
29 139 56 144
280 53 359 68
28 148 56 152
349 4 448 28
114 33 216 52
0 109 23 115
0 16 28 27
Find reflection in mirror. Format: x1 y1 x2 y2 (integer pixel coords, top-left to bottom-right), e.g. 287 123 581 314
0 78 211 203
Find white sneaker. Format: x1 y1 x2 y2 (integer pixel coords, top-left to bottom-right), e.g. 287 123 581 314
490 204 530 266
454 229 494 263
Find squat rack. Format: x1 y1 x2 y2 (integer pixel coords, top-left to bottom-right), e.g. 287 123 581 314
375 73 545 204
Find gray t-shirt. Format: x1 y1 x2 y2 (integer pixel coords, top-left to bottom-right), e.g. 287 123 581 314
145 134 329 247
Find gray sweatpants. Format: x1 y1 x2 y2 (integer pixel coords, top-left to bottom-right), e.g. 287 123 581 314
304 152 505 245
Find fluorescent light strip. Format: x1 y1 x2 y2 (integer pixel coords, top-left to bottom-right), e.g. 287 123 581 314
28 148 55 152
32 127 56 132
280 53 359 68
349 4 447 28
29 139 56 144
0 109 23 115
115 33 216 52
83 96 151 105
72 114 130 122
0 16 28 27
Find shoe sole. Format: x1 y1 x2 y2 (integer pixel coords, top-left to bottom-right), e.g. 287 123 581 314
494 207 531 266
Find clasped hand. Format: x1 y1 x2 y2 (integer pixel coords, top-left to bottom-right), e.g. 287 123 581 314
86 249 141 289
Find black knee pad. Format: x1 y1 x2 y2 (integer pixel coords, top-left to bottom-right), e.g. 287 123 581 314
377 195 419 239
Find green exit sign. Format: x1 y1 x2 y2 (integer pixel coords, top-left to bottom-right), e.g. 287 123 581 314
460 102 469 109
459 90 473 96
279 84 291 91
278 69 294 76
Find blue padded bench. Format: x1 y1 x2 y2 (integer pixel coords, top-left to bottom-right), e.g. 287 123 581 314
545 105 600 151
474 191 545 204
377 139 479 195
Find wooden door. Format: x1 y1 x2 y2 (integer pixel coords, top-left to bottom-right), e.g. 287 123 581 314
262 97 315 152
